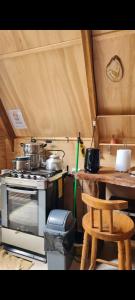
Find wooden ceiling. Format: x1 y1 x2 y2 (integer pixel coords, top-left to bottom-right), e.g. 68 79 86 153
0 30 92 138
2 29 135 143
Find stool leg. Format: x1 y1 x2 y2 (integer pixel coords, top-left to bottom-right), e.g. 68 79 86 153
124 239 132 270
89 237 97 270
86 235 91 259
80 231 89 270
118 240 125 270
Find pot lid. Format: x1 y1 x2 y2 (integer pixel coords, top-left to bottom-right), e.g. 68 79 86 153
49 154 60 158
16 156 30 161
24 142 44 146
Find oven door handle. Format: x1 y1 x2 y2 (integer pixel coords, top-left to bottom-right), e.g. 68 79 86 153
7 187 37 195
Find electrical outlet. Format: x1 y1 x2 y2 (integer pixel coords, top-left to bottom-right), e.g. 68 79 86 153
92 120 96 127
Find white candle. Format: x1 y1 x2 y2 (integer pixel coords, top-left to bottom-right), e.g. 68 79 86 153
115 149 131 172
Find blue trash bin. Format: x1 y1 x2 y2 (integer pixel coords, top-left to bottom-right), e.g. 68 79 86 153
44 209 75 270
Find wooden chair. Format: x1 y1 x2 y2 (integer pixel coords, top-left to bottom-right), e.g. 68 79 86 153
80 193 135 270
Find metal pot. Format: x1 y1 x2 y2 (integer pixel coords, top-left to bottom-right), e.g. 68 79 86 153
45 150 65 171
15 156 31 171
27 154 41 170
12 160 16 170
39 154 47 168
20 140 47 154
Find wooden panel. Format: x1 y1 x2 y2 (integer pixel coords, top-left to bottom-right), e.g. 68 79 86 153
0 39 82 61
100 145 135 174
0 99 15 151
81 30 99 147
0 30 81 55
92 30 118 37
97 115 135 142
0 43 91 138
93 30 135 40
93 31 135 115
6 137 92 171
0 137 7 170
5 138 15 169
64 175 84 230
0 118 8 137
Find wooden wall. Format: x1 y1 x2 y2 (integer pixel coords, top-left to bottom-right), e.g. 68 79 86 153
3 30 135 170
0 30 81 54
92 30 135 168
0 138 7 169
2 30 135 171
92 30 135 143
5 137 92 172
0 30 92 138
3 30 135 227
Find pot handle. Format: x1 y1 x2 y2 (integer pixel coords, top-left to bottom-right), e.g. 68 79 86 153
31 138 37 143
50 150 65 159
40 143 47 148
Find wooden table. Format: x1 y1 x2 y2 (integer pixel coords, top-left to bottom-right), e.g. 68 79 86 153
77 167 135 201
76 167 135 188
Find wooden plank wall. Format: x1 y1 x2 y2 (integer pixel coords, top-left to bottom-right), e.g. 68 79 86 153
92 30 135 117
5 137 92 172
0 30 92 138
92 30 135 168
0 138 7 169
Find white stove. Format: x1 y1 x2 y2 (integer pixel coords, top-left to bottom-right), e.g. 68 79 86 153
1 169 66 189
1 169 66 257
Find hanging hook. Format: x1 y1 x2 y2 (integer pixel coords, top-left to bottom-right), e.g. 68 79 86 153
66 136 69 143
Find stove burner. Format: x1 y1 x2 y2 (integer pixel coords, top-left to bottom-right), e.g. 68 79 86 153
8 169 63 180
31 169 62 178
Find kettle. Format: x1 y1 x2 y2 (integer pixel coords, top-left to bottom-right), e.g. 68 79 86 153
84 148 100 173
45 150 65 171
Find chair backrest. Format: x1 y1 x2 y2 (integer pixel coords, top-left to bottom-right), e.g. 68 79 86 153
82 193 128 233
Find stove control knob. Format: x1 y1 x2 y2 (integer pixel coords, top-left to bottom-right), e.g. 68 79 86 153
15 173 18 177
27 174 31 179
21 174 24 178
33 175 37 180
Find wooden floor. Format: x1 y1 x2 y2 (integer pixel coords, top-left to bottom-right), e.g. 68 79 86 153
1 232 135 270
82 240 135 270
9 240 135 270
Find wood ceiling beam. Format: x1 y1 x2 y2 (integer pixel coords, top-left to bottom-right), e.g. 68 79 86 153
92 30 135 40
81 30 99 147
0 38 82 61
0 99 15 151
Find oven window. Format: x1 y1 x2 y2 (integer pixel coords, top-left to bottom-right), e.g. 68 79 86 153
7 189 38 235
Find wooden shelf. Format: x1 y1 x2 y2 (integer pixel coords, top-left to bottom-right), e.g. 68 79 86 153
99 143 135 147
97 115 135 118
0 38 82 61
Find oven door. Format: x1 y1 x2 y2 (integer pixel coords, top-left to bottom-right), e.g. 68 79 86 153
1 185 46 237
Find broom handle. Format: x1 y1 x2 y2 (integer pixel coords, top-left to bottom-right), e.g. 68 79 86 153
73 135 80 218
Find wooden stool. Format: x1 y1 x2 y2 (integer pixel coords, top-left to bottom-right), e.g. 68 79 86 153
80 193 135 270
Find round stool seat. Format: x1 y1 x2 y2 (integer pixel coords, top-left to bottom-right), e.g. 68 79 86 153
82 210 135 241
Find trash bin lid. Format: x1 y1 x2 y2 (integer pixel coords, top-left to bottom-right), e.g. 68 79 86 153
46 209 74 232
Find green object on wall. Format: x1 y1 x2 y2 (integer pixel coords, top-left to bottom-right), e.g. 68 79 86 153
73 133 80 219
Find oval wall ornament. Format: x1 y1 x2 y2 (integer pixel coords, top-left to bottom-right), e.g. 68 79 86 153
106 55 124 82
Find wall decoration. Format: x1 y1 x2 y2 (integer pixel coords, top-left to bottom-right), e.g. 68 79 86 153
7 109 27 129
106 55 124 82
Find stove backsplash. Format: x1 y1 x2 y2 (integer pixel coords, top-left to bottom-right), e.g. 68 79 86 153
4 137 92 173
